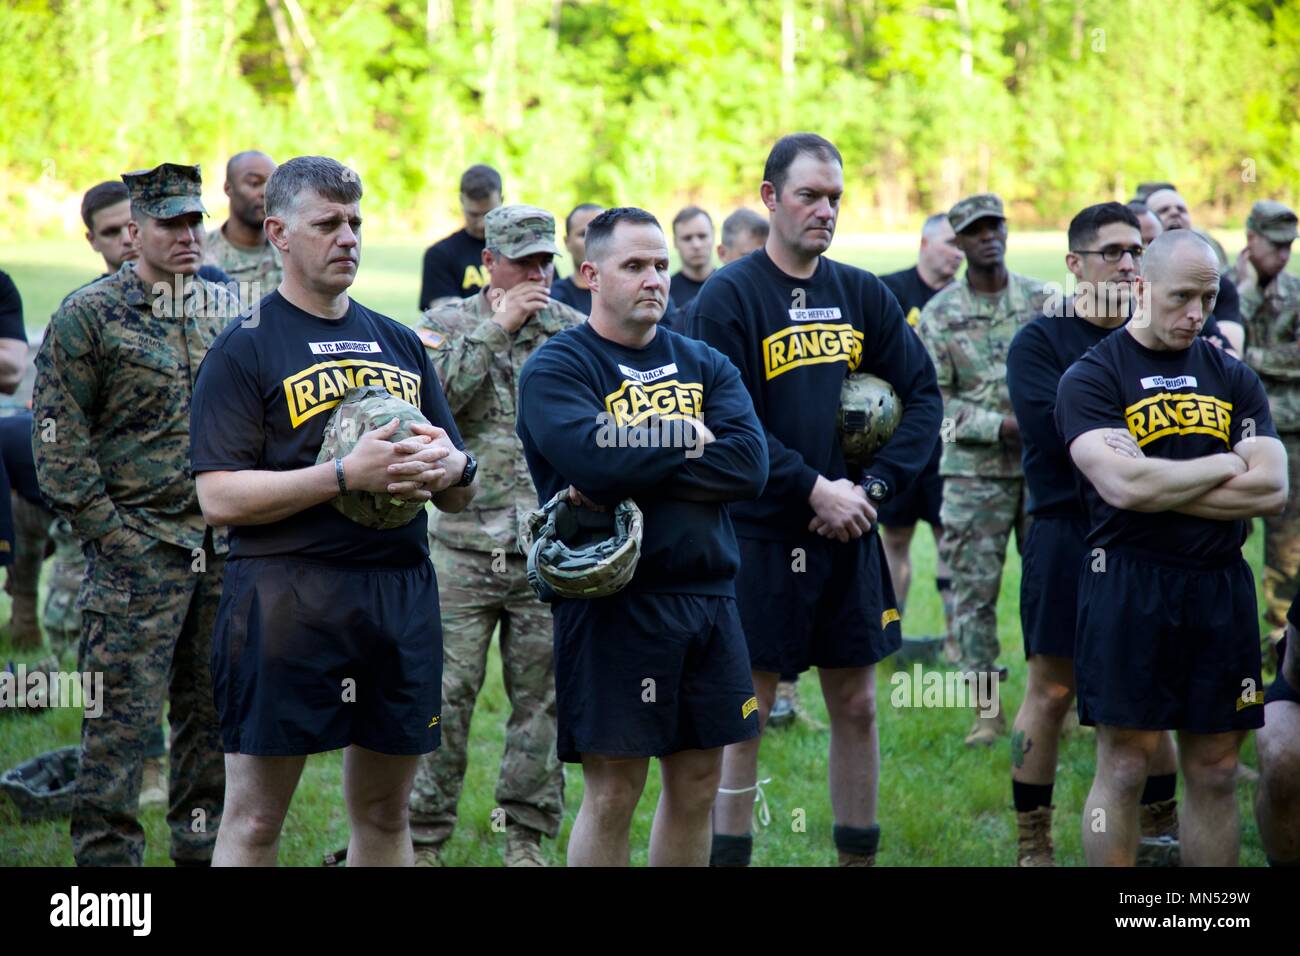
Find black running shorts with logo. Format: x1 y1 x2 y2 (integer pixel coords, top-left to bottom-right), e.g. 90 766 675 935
1265 635 1299 706
1073 548 1264 732
211 556 443 756
1019 515 1090 660
550 592 759 763
735 531 901 676
877 441 943 529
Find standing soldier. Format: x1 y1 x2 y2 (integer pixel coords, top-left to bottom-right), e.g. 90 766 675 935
203 151 282 305
408 206 583 866
916 193 1046 746
31 163 235 866
1237 200 1300 654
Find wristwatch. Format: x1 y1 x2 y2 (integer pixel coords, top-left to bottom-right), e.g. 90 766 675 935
455 450 478 487
861 475 890 503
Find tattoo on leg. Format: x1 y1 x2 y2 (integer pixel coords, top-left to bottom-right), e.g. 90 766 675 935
1011 730 1033 769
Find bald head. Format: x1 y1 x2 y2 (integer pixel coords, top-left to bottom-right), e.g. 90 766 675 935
1133 230 1220 351
1141 229 1217 282
1145 188 1191 232
225 151 277 231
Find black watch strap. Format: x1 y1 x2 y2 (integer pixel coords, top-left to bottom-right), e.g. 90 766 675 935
456 450 477 487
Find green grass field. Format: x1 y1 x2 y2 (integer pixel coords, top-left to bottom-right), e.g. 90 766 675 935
0 235 1278 867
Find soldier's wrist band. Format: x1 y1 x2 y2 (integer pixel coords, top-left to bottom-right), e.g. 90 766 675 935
335 457 348 494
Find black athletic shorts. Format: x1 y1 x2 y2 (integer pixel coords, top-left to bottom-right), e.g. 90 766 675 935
0 412 41 568
1019 515 1089 660
735 531 901 676
211 555 443 756
1265 636 1299 706
550 591 759 763
1074 548 1264 733
878 439 943 529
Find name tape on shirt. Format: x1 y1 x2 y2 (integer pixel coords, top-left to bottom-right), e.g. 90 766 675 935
309 340 382 355
762 323 864 380
604 376 704 428
617 362 678 385
283 360 422 428
788 307 842 322
1124 391 1232 448
1140 374 1198 390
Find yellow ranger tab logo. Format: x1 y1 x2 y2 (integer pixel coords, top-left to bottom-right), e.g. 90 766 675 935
603 378 704 427
741 697 758 719
881 608 900 627
905 307 920 328
282 360 422 428
1124 391 1232 448
762 323 864 380
428 714 441 727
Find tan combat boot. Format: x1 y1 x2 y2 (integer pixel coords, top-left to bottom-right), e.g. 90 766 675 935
1137 798 1180 867
139 756 167 808
413 843 445 867
1016 806 1055 866
504 826 546 867
836 849 876 867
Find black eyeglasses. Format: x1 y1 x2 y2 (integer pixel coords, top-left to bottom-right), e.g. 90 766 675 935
1072 245 1145 263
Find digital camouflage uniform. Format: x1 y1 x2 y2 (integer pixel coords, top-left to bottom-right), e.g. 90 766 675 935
409 205 581 850
202 222 282 307
31 163 235 866
1238 200 1300 639
43 517 83 659
916 194 1046 674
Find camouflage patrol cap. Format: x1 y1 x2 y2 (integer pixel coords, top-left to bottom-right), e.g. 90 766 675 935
486 204 561 259
948 193 1005 234
840 373 902 468
315 385 433 530
121 163 207 219
519 490 643 602
1247 200 1298 244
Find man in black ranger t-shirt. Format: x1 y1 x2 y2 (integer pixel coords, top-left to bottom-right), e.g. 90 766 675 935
417 164 502 310
877 212 964 657
1006 202 1184 866
688 135 942 868
517 207 769 866
1255 590 1300 867
191 157 477 867
1056 230 1287 867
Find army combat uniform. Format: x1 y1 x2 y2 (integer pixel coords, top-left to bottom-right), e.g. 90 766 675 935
202 222 282 307
408 206 581 858
1238 200 1300 639
31 164 234 866
916 194 1046 678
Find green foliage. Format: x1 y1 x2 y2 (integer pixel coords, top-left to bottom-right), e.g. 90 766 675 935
2 0 1297 238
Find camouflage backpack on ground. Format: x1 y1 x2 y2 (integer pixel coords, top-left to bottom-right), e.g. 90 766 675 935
519 491 643 602
0 746 80 821
839 373 903 468
316 385 433 530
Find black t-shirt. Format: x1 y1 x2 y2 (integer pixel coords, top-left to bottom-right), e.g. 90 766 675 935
1055 328 1276 563
419 229 487 310
669 270 709 308
190 291 464 566
517 321 768 595
0 270 26 342
686 249 943 539
880 266 943 326
549 275 592 316
1007 304 1115 517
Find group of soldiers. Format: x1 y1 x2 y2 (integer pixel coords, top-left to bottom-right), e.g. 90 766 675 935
2 131 1298 869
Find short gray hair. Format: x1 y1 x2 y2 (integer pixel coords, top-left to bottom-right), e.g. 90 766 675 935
720 208 769 249
265 156 362 221
921 212 950 237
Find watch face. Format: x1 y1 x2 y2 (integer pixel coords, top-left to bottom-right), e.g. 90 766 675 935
867 479 886 501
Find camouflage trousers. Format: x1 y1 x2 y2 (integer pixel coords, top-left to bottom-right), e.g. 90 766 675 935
1261 431 1300 638
938 476 1029 673
409 541 563 846
72 528 225 866
45 518 84 657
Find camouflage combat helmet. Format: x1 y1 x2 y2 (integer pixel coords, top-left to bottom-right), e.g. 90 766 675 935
840 373 903 467
519 490 643 602
0 746 80 821
316 385 433 530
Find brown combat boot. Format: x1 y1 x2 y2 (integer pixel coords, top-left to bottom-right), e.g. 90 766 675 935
1016 806 1055 866
964 709 1007 747
836 849 876 867
413 844 445 867
1137 797 1180 867
504 826 546 867
7 589 41 650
